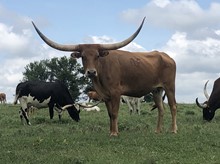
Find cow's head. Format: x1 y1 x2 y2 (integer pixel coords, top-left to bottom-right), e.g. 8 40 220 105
195 98 215 121
32 17 145 78
62 104 80 122
196 80 215 121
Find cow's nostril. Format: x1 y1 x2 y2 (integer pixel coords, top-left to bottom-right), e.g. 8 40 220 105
87 70 97 77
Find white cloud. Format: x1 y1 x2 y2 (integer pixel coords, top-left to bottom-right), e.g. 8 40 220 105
121 0 220 37
153 0 171 8
0 23 30 56
0 6 65 103
84 35 146 52
162 31 220 73
159 31 220 103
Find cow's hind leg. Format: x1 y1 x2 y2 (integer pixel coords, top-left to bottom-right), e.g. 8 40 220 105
152 88 164 133
19 109 24 124
165 88 177 133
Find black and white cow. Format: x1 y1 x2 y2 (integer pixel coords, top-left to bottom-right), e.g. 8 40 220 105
14 80 80 125
196 78 220 121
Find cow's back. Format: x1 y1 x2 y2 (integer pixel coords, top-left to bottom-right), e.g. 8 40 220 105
208 78 220 107
16 81 74 106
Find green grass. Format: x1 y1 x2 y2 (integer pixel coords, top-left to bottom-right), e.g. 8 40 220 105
0 103 219 164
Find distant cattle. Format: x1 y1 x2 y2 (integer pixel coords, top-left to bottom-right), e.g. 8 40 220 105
14 81 80 125
26 105 37 117
149 93 166 111
77 103 100 112
33 17 177 136
0 93 6 104
196 78 220 121
121 96 144 115
121 94 165 114
87 91 101 102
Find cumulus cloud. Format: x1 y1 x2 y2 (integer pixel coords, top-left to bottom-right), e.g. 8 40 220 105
84 35 145 52
0 23 31 56
0 5 65 103
121 0 220 39
159 31 220 102
163 32 220 73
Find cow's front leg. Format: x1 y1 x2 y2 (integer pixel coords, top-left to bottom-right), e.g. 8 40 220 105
20 108 31 125
48 103 54 119
105 96 120 136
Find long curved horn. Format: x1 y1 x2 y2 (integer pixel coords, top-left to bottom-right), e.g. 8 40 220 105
32 22 80 51
100 17 146 50
32 17 145 52
77 101 101 108
203 80 210 100
61 104 75 110
195 98 207 108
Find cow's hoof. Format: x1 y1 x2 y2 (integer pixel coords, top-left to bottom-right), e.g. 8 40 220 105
171 129 177 134
154 129 162 134
110 132 118 137
171 125 178 133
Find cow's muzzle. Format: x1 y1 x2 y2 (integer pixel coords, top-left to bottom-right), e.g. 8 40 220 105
86 69 97 78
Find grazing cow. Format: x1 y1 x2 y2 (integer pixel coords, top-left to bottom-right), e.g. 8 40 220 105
87 91 101 102
121 95 143 115
14 81 80 125
196 78 220 121
0 93 6 104
32 17 177 136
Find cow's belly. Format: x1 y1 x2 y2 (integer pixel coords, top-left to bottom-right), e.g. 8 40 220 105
122 84 163 98
19 94 51 109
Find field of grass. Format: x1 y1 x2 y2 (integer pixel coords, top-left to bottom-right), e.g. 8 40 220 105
0 102 220 164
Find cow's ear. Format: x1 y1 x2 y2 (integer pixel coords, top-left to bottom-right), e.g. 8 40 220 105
99 50 109 57
71 52 82 58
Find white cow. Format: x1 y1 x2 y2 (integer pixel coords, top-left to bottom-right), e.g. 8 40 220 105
121 96 144 115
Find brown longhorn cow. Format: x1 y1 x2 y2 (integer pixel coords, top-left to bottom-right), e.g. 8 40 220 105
32 17 177 136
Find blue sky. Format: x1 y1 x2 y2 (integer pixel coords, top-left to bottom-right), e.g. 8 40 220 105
1 0 220 103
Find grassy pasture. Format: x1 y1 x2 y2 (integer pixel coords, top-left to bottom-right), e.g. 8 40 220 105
0 103 219 164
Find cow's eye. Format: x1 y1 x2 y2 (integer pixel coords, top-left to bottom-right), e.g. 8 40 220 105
99 50 109 57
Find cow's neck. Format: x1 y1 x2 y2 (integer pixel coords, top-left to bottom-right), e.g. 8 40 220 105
92 76 110 101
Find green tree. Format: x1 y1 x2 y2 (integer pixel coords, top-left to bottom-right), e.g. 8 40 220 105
22 56 88 101
23 60 49 81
